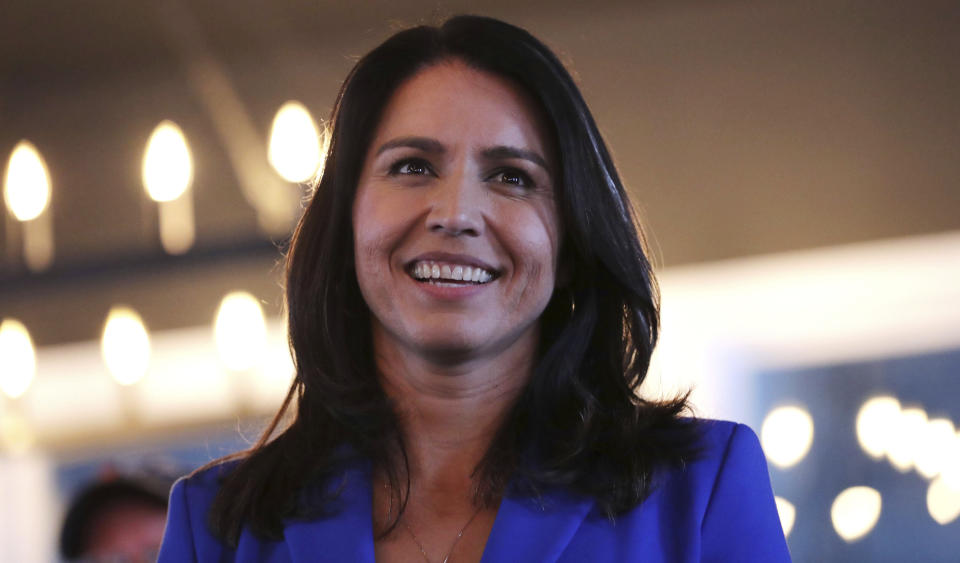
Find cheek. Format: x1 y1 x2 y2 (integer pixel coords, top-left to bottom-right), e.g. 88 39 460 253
353 227 396 321
353 226 393 291
352 186 413 301
353 188 391 257
353 234 381 281
504 204 561 300
352 191 386 290
525 202 562 275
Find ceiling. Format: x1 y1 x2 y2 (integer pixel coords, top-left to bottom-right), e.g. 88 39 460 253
2 0 958 346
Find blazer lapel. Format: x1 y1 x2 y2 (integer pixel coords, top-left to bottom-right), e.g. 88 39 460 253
278 461 593 563
283 461 376 563
481 486 594 563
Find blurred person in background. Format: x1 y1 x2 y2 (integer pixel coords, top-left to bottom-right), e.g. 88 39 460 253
159 15 790 562
60 472 173 562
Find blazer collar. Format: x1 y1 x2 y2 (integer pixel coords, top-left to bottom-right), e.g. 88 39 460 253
283 459 376 563
281 461 594 563
481 485 594 562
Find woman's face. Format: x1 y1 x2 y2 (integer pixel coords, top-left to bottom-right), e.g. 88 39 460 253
353 60 561 365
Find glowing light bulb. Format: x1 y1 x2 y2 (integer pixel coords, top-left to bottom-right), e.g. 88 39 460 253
774 496 796 538
0 318 36 398
3 140 51 221
916 418 957 479
101 307 151 385
856 396 901 459
143 121 193 202
927 474 960 525
941 433 960 491
831 486 882 542
887 407 927 472
268 101 323 183
761 405 814 468
214 292 267 371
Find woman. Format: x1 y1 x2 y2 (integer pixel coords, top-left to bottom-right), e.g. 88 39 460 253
159 15 790 562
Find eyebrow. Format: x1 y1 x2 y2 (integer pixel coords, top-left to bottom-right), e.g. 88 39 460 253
375 136 445 156
480 146 548 171
375 136 550 171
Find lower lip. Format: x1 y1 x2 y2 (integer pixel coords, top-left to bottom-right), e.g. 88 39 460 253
409 277 492 300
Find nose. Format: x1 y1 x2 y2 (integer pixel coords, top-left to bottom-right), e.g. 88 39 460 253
426 172 484 237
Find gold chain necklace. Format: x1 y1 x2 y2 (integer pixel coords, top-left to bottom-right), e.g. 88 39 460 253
385 482 483 563
402 506 482 563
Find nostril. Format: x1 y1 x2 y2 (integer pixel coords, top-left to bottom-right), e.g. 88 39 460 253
426 205 483 237
428 222 480 237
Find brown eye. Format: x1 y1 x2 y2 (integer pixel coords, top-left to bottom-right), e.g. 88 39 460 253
390 158 432 176
492 168 534 188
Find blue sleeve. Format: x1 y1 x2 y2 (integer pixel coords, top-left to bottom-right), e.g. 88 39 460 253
701 423 792 562
158 478 198 562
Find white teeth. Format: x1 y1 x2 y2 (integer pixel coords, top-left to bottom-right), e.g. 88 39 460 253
410 261 495 284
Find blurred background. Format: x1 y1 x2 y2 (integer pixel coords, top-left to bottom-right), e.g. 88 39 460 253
1 0 958 560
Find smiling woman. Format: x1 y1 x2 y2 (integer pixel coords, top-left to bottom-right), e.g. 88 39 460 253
354 61 560 366
158 15 790 562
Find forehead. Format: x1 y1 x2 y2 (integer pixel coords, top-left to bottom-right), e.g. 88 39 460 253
370 60 555 157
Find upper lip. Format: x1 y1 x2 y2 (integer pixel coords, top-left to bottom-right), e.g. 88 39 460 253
405 252 501 275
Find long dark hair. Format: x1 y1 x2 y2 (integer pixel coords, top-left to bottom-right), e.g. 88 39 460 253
208 15 700 545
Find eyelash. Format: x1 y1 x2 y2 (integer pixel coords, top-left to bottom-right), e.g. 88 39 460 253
489 168 534 188
389 158 432 176
387 158 536 189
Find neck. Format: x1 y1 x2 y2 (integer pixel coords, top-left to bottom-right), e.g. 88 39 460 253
373 325 537 502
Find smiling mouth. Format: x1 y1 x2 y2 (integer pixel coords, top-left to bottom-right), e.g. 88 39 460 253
408 261 498 285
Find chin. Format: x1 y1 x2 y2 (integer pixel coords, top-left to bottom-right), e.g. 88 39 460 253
412 332 488 361
413 323 539 365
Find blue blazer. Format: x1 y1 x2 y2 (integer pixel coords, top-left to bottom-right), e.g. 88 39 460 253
159 420 790 562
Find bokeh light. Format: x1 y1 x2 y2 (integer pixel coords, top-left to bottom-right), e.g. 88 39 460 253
761 405 815 468
268 101 323 183
927 474 960 525
0 411 35 454
856 395 901 459
916 418 957 479
831 486 882 542
941 433 960 491
0 318 36 399
214 291 267 371
887 407 928 472
157 193 195 255
101 307 151 386
3 140 51 221
774 496 796 538
143 120 193 202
